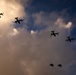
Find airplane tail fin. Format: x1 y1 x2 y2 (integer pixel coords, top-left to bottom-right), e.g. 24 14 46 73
56 32 59 35
71 38 76 40
20 19 24 21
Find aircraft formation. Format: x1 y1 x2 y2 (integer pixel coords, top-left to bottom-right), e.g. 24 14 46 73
50 63 62 68
0 12 76 69
50 31 75 42
0 12 75 43
49 31 75 68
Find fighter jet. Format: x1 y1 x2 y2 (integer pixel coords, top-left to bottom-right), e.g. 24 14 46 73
58 64 62 67
66 36 75 42
15 17 24 24
50 63 54 67
0 13 4 18
50 31 59 37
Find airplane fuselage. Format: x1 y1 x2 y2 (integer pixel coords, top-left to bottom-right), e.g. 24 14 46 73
66 39 71 42
51 33 56 36
66 37 74 42
51 32 59 37
15 18 23 24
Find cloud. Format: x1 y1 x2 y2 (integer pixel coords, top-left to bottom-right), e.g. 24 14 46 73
7 24 74 75
55 18 72 29
0 0 28 36
65 22 72 28
0 0 75 75
0 0 28 75
32 11 56 26
9 28 19 36
32 11 72 29
19 0 32 7
31 30 37 34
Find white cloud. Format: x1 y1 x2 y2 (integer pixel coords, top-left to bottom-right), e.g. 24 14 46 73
31 30 37 35
32 11 59 26
0 18 73 75
65 22 72 28
0 0 27 36
55 18 72 29
33 12 72 30
9 28 19 36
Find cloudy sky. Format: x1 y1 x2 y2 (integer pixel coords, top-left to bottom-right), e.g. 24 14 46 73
0 0 76 75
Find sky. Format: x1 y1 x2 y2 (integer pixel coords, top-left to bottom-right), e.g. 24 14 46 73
0 0 76 75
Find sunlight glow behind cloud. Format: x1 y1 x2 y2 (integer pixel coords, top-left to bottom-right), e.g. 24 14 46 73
55 18 72 29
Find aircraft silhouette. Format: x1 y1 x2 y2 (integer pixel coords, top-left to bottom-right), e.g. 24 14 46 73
0 13 4 15
58 64 62 67
15 17 24 24
50 63 54 67
0 13 4 18
66 36 75 42
50 31 59 37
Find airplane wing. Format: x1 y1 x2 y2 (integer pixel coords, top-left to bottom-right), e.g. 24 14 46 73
68 39 71 42
50 64 54 67
18 21 20 24
66 39 72 42
15 21 17 23
15 20 20 24
54 34 56 37
15 17 18 19
71 38 75 40
19 19 24 21
58 65 62 67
